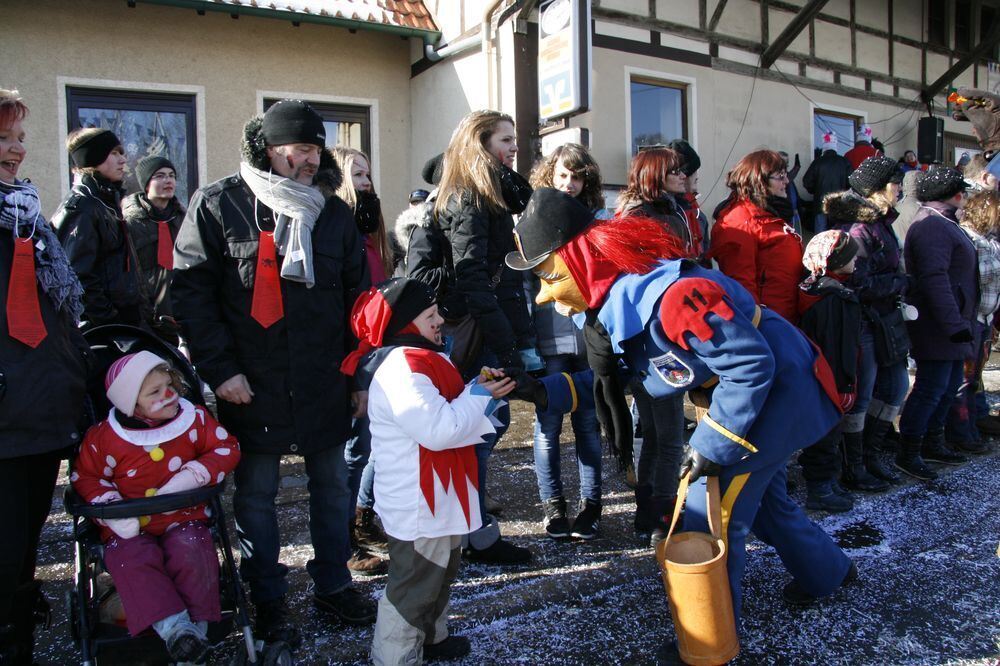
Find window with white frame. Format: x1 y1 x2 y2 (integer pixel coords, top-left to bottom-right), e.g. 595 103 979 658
263 98 371 155
629 77 688 155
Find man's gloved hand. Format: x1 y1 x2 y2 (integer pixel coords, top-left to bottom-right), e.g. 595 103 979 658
678 445 722 482
955 88 1000 155
949 328 974 343
505 369 548 410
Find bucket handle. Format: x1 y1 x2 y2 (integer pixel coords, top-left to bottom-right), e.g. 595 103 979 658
664 472 723 546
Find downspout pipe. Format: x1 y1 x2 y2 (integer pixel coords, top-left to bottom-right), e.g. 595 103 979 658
424 33 481 62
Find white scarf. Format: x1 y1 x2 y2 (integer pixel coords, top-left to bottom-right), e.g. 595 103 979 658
239 162 326 287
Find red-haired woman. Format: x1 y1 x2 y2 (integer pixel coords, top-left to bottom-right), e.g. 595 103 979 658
0 90 88 662
506 187 853 658
614 147 694 542
615 148 696 254
710 149 803 323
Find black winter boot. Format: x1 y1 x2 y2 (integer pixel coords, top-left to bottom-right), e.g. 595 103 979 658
570 498 602 540
840 432 890 492
649 496 679 549
862 416 900 484
895 434 938 480
921 429 968 466
542 497 571 539
805 479 854 512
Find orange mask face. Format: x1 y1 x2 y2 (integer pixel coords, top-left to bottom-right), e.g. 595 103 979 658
534 253 589 315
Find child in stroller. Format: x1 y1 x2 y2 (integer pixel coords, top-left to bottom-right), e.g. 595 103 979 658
71 350 241 663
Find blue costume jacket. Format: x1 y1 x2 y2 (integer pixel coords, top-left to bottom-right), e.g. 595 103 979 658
540 260 852 624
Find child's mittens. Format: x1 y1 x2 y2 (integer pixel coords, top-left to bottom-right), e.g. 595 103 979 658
157 463 209 496
91 490 141 539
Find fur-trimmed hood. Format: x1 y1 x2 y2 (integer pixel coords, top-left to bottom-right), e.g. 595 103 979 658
240 115 342 198
822 189 884 224
393 191 438 254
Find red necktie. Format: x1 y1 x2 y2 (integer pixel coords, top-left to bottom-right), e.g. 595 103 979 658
7 238 47 348
156 221 173 270
250 232 283 328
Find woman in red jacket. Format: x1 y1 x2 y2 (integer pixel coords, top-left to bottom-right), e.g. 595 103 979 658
710 149 804 323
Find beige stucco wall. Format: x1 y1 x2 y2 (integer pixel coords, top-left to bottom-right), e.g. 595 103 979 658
580 44 976 215
4 0 414 220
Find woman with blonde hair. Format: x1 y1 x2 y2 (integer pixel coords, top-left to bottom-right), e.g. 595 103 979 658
946 188 1000 453
329 145 395 575
330 146 395 281
52 126 147 328
435 109 538 565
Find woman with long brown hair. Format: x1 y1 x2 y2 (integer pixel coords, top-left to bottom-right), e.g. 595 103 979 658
615 148 694 252
331 147 395 281
435 109 537 565
710 149 803 323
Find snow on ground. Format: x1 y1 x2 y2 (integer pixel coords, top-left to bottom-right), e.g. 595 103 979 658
32 396 1000 665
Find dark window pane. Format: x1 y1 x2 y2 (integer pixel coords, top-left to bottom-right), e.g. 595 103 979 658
956 0 972 52
630 79 686 155
814 111 859 157
928 0 947 47
67 88 197 204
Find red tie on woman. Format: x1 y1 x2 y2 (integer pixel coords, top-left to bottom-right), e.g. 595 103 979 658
156 221 173 269
6 238 47 347
250 231 284 328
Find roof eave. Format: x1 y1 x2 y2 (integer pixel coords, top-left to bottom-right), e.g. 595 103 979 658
134 0 441 44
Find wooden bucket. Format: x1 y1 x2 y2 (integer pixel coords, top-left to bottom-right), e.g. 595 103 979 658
655 474 740 666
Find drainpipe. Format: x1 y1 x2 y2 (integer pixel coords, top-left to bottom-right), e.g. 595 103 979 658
423 33 481 62
482 0 507 109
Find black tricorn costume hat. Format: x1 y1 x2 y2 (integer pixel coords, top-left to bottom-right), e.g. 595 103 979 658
504 188 594 271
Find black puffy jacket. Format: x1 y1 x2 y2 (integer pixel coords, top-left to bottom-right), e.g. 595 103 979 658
52 173 148 329
393 197 464 319
121 193 185 328
802 150 851 213
435 194 534 368
1 193 89 459
171 155 369 456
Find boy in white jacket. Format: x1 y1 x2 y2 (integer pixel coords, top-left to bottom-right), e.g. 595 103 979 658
341 278 515 665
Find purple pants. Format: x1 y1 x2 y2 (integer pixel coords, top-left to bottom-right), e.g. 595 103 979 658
103 521 220 636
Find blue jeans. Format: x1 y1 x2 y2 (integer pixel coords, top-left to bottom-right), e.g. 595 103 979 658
233 446 352 603
532 354 602 503
845 325 910 431
460 352 509 526
345 417 376 511
899 359 965 438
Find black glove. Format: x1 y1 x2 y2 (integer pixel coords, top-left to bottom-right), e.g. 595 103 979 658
354 190 382 234
506 370 548 410
678 445 722 483
949 328 974 343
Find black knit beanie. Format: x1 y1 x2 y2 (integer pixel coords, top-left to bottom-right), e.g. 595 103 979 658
422 153 444 186
382 278 437 337
136 155 176 191
917 167 968 202
848 155 902 197
261 100 326 148
70 129 121 168
668 139 701 176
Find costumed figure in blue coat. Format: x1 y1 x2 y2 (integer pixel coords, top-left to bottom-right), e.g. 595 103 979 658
505 189 857 662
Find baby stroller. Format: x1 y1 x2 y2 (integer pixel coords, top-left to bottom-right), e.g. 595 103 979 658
63 325 292 665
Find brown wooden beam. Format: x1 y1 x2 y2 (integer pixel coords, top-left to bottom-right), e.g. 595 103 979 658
708 0 729 32
760 0 830 68
921 16 1000 102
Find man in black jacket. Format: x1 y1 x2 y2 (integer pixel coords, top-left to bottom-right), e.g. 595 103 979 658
803 133 851 232
171 101 372 647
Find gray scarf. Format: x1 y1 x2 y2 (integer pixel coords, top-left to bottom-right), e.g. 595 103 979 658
0 181 85 323
239 162 326 288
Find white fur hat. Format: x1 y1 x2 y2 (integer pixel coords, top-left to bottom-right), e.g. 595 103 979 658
104 351 166 417
822 132 838 151
856 124 873 143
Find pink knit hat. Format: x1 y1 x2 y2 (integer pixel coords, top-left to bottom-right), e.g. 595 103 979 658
104 351 167 417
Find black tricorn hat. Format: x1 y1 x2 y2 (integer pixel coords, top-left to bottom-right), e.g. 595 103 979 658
505 188 594 271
